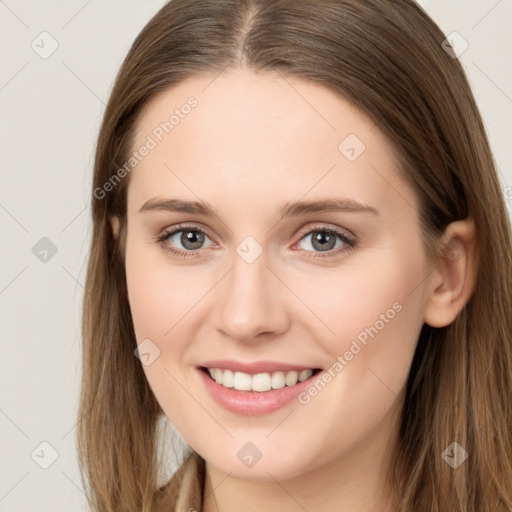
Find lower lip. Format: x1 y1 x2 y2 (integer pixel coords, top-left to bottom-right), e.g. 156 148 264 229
197 368 320 416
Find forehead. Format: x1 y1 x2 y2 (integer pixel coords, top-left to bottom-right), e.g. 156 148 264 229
127 68 415 219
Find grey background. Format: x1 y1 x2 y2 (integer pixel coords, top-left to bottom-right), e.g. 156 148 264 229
0 1 511 510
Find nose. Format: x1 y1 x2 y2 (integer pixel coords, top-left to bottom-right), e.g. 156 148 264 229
213 248 290 343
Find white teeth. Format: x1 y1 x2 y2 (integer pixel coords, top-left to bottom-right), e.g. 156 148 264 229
271 371 285 389
222 369 234 387
213 368 223 385
206 367 316 392
285 370 299 386
233 371 252 391
252 373 272 392
298 369 313 382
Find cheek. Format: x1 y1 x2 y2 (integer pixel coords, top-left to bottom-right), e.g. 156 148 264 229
125 233 190 342
125 248 165 342
125 233 211 382
125 239 202 423
284 246 426 462
302 238 426 376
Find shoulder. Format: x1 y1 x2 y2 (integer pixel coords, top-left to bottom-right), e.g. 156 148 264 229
154 450 205 512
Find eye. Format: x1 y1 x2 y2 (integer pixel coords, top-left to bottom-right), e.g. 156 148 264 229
155 224 213 258
155 223 357 259
294 225 357 258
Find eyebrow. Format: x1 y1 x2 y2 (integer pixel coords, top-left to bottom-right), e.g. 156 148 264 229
139 197 379 218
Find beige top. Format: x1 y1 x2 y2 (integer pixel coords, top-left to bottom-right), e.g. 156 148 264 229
155 451 206 512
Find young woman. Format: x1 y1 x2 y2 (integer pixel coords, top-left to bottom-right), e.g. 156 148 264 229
78 1 512 511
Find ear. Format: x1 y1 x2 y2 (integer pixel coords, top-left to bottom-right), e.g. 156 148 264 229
110 215 120 239
423 218 478 328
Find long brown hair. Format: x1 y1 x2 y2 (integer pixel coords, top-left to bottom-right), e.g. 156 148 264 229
78 1 512 510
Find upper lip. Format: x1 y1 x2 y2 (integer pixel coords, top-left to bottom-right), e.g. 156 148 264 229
199 360 320 375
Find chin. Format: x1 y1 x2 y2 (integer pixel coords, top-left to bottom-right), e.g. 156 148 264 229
199 441 318 482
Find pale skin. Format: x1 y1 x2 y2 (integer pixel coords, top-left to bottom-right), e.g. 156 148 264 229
112 67 477 511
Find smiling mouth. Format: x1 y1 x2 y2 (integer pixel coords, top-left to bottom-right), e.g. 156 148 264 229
200 366 322 393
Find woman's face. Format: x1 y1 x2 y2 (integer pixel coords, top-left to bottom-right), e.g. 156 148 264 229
123 68 431 481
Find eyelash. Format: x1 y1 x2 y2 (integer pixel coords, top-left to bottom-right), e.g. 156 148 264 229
154 223 357 259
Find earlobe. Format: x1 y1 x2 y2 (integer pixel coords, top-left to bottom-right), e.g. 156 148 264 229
423 218 478 328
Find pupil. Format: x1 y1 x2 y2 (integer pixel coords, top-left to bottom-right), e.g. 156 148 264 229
182 230 204 250
313 231 335 251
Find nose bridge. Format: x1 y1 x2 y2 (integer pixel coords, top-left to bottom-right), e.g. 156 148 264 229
227 246 271 315
214 242 287 340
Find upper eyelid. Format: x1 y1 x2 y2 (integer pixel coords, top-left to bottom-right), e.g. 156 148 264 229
296 223 354 239
163 223 215 242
